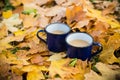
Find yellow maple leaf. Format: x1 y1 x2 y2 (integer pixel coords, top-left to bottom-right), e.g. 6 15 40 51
21 65 48 72
100 33 120 64
21 65 48 80
0 42 13 52
49 59 90 79
27 71 45 80
87 8 120 28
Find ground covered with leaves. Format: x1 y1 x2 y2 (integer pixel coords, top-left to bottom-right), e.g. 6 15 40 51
0 0 120 80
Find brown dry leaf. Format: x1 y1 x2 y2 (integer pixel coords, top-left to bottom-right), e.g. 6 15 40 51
0 24 8 39
22 14 39 29
50 10 65 23
34 0 52 6
66 5 86 25
47 52 66 61
89 20 110 38
100 33 120 64
16 50 31 60
38 15 49 28
26 41 48 54
13 6 23 14
30 54 44 64
45 6 66 17
102 1 117 16
55 0 66 5
73 19 90 29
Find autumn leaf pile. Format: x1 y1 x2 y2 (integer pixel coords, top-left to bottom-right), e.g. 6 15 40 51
0 0 120 80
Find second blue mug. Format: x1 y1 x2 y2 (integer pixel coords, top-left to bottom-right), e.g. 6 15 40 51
37 23 71 52
66 32 103 61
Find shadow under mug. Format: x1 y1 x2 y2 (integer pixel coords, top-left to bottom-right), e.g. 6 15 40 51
66 32 103 61
37 23 71 52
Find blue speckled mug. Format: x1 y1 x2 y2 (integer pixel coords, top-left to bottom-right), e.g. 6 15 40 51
37 23 71 52
66 32 103 61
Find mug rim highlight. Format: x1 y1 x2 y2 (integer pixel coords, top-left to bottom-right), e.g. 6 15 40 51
45 22 71 35
66 32 94 48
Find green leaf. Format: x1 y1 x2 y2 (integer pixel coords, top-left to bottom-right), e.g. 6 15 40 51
3 0 15 11
22 9 37 15
91 66 102 75
69 58 77 67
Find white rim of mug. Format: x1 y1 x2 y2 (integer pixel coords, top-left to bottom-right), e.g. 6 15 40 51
65 32 94 48
45 22 71 35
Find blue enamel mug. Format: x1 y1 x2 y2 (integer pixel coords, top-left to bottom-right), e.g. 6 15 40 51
66 32 103 61
37 23 71 52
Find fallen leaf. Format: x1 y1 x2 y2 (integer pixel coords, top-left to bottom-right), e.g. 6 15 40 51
21 65 48 72
22 14 39 29
10 0 22 7
66 5 86 25
13 6 23 14
47 52 66 61
102 1 117 16
49 59 90 79
21 0 34 4
34 0 52 6
2 10 13 19
100 33 120 64
30 54 44 64
45 6 66 17
55 0 66 5
0 24 8 39
85 62 120 80
27 71 45 80
2 13 22 32
38 15 49 28
87 8 120 28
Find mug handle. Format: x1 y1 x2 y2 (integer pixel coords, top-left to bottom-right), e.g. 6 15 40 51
37 30 47 43
91 42 103 57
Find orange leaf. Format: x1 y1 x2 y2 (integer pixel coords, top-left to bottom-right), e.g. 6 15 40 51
66 5 86 25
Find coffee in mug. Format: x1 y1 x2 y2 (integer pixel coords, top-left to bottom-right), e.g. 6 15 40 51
69 39 89 47
51 30 65 34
